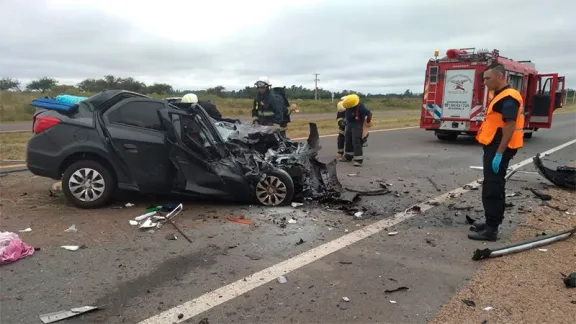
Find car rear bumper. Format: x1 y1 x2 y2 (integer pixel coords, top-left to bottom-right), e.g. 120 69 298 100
26 134 64 180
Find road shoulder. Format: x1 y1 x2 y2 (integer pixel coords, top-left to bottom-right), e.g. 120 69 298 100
429 186 576 324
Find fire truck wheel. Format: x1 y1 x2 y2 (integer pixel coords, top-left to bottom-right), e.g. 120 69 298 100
523 132 533 139
437 133 458 141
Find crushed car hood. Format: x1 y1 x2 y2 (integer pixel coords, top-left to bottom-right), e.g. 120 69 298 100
215 121 342 200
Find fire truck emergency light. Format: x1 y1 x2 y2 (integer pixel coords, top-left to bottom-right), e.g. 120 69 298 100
446 48 468 59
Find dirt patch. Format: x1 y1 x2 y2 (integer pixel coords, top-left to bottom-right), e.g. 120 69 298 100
429 187 576 324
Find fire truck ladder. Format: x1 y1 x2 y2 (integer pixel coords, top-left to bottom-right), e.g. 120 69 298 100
426 83 440 120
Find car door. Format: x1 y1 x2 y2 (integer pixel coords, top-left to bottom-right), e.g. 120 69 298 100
103 98 174 193
158 108 252 199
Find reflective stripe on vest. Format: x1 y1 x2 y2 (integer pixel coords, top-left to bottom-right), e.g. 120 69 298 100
475 88 524 149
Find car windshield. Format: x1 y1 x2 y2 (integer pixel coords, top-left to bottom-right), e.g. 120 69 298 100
213 121 235 141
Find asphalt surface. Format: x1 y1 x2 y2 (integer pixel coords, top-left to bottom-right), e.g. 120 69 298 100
0 111 416 133
0 113 574 324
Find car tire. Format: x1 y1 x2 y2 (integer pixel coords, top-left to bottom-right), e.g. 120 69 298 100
62 160 116 209
254 169 295 207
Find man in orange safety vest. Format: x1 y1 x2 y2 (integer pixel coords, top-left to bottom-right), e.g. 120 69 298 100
468 63 525 241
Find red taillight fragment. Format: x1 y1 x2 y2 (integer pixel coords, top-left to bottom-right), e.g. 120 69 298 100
33 116 61 134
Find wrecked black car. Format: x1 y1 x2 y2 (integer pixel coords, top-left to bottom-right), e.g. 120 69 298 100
26 90 341 209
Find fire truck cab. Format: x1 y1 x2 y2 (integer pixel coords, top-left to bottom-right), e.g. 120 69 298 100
420 48 566 141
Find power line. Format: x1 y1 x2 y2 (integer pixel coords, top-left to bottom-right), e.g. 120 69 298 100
314 73 320 100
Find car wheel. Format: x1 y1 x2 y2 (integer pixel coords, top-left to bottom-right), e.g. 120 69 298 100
62 160 116 209
254 169 295 206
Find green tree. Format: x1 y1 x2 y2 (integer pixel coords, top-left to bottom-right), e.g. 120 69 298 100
0 77 20 91
26 77 58 92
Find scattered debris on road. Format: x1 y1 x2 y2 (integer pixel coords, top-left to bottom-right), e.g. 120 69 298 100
462 299 476 307
342 296 350 302
18 227 32 233
387 231 399 236
61 245 86 251
39 305 100 323
384 286 409 293
529 188 552 201
427 176 442 192
277 275 288 284
533 153 576 189
295 238 305 245
64 224 77 233
563 272 576 288
0 231 35 265
227 216 254 225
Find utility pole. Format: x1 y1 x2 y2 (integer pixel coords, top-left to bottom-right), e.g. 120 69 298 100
314 73 320 101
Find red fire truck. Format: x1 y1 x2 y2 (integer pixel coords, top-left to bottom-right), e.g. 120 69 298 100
420 48 566 141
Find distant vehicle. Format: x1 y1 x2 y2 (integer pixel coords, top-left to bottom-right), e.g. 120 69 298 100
420 48 566 141
26 90 339 209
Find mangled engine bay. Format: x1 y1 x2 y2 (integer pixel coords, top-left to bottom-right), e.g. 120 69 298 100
214 120 342 201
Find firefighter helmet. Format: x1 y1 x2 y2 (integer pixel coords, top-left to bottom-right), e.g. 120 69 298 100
337 100 345 112
254 76 271 88
342 94 360 109
181 93 198 104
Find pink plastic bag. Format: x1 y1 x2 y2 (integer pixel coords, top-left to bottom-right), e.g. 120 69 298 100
0 231 35 265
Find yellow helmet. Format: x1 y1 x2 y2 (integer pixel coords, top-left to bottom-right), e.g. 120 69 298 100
342 94 360 109
336 100 345 112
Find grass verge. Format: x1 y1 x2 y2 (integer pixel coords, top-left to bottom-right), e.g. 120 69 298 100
0 91 421 123
0 113 419 161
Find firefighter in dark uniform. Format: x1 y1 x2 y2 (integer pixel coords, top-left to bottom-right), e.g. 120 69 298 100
252 76 283 127
271 81 293 138
469 63 525 241
340 94 372 167
336 98 346 159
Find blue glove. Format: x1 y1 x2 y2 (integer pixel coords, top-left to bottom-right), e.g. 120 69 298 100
492 153 503 174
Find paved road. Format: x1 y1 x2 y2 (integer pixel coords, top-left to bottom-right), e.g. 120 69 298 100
0 110 417 133
0 113 574 324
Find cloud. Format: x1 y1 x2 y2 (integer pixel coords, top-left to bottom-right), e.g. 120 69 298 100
1 0 574 94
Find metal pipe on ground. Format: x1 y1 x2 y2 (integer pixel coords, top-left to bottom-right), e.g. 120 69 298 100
472 227 576 261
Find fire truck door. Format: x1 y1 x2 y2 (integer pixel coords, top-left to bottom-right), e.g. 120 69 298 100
527 73 561 129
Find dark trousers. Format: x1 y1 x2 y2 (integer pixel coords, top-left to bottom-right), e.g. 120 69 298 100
482 142 517 228
343 123 363 161
337 130 345 154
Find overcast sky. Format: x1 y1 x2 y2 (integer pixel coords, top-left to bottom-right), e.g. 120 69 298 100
1 0 574 94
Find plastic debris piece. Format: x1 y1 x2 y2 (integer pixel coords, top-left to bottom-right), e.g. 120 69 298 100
139 218 157 229
165 233 178 240
125 203 135 207
354 211 363 218
277 275 288 284
64 224 77 233
384 286 409 293
19 228 32 233
291 202 304 208
538 248 548 252
288 218 297 224
129 220 138 226
389 300 397 304
61 245 80 251
342 297 350 302
135 211 157 221
388 232 398 236
39 305 99 323
227 217 254 225
484 306 494 311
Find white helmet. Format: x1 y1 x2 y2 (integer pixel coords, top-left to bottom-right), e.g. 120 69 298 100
254 76 270 88
181 93 198 104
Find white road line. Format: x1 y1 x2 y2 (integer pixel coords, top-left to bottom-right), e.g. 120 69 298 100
139 138 576 324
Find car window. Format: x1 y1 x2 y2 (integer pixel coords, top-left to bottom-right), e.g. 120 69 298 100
108 101 165 131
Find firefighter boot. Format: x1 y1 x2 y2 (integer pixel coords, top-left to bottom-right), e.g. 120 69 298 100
337 153 343 159
470 222 487 232
353 158 363 167
467 225 498 241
